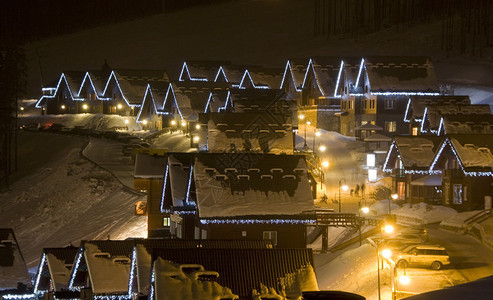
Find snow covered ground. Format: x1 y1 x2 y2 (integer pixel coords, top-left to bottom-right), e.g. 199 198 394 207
0 132 147 269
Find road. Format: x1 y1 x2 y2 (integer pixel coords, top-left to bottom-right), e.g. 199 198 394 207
391 227 493 297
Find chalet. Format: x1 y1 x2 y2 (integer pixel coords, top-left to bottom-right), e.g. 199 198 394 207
102 69 168 116
68 240 134 299
149 248 317 300
0 228 33 299
341 56 440 137
403 95 471 135
429 135 493 211
198 112 294 154
383 136 443 203
238 67 283 90
134 152 317 248
179 60 231 82
129 239 272 297
280 58 308 105
77 70 112 114
435 113 493 136
35 71 86 115
33 246 78 298
160 81 229 128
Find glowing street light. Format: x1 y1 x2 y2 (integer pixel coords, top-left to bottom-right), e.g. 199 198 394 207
181 121 187 127
361 206 370 214
381 248 392 259
61 105 66 110
142 119 148 125
383 224 394 234
399 274 410 285
319 145 326 152
195 124 201 130
322 161 329 168
124 119 129 124
117 104 123 110
193 136 199 142
170 120 177 126
82 104 88 110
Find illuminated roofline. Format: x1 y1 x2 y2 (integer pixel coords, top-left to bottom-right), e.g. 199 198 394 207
35 73 84 108
161 84 183 120
403 98 412 122
333 60 344 97
371 92 441 96
354 58 365 88
33 253 46 293
77 72 111 100
420 107 428 133
214 66 228 83
301 58 325 96
102 71 140 107
437 117 444 136
382 141 396 171
203 93 213 113
200 218 316 225
160 165 169 213
136 84 161 123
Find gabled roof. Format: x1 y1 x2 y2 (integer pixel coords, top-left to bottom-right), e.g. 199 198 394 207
194 153 315 218
151 248 315 300
34 246 78 293
0 228 31 290
103 69 169 106
35 72 86 107
77 70 111 100
239 67 283 89
404 95 471 122
383 136 443 171
280 58 309 91
70 240 134 295
431 135 493 174
363 56 439 93
302 57 342 97
441 113 493 135
131 239 273 295
134 152 167 178
136 81 170 123
179 60 231 82
218 65 252 86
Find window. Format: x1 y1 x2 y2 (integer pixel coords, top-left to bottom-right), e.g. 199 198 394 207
263 231 277 246
385 99 395 110
385 121 396 133
163 217 170 227
453 184 462 204
412 127 418 136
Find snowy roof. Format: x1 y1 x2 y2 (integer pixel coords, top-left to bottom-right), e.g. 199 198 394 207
167 153 196 208
392 136 443 169
81 240 134 294
219 65 253 86
282 58 309 89
152 258 237 300
35 246 78 292
442 113 493 135
105 69 169 106
134 153 167 178
407 95 470 120
364 56 439 93
0 228 31 290
137 81 170 122
132 239 272 295
150 248 315 300
240 66 283 89
305 56 342 96
447 135 493 170
193 153 315 218
79 70 110 98
201 112 294 154
363 133 391 142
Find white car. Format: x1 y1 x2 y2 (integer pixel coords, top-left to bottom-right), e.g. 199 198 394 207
394 245 450 270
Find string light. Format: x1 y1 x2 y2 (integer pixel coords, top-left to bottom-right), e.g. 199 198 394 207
33 253 46 293
354 58 365 88
279 60 302 92
403 98 412 122
185 165 194 204
160 165 169 213
77 72 111 100
35 73 85 108
301 58 325 96
213 66 228 83
178 62 208 82
102 71 141 108
420 107 428 133
200 218 316 225
68 250 83 291
333 60 344 97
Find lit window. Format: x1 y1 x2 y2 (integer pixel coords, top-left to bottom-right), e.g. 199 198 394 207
412 127 418 136
163 217 170 227
453 184 463 204
385 121 396 133
263 231 277 246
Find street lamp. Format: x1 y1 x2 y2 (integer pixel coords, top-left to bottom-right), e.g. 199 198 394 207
314 130 320 152
338 178 348 212
319 145 326 152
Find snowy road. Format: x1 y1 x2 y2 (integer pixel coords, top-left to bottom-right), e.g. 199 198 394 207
315 226 493 299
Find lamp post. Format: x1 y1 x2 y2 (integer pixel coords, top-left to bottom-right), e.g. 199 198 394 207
305 120 311 150
377 223 395 300
338 178 348 212
314 130 320 152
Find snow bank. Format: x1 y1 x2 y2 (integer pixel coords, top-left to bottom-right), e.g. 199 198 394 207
20 114 141 131
440 210 480 232
393 203 457 225
368 200 400 216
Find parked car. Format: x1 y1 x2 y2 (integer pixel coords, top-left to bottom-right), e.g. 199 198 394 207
393 244 450 270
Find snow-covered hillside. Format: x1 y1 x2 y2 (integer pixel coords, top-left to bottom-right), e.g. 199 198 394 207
0 132 146 268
